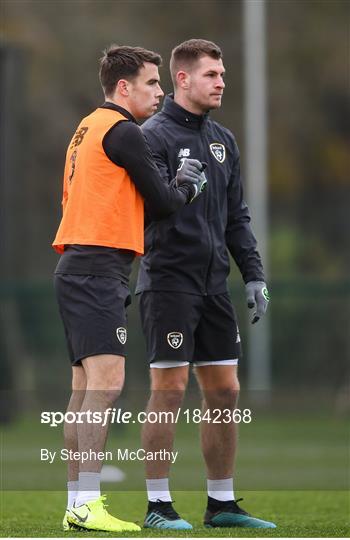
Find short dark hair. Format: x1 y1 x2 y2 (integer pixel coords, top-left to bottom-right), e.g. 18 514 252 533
99 45 162 97
170 39 222 86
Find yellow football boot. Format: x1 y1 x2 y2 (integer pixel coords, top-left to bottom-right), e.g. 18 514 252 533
67 495 141 532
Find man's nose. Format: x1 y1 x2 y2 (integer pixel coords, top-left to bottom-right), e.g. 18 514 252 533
216 77 225 89
157 84 164 97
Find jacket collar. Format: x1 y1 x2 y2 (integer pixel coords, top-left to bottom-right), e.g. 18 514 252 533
101 101 137 123
161 94 208 130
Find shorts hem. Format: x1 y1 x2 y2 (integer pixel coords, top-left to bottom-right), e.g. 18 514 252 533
72 351 126 365
149 357 240 368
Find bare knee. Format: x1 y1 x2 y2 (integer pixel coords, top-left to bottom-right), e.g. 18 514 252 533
196 366 240 409
150 366 188 409
82 354 125 404
204 384 240 410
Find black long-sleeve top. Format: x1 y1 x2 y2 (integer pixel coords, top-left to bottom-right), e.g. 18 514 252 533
55 102 192 281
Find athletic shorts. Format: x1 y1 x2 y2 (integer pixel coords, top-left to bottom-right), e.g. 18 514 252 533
54 274 131 365
139 291 242 365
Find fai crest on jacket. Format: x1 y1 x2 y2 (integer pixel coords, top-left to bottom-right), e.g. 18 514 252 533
167 332 183 349
210 143 226 163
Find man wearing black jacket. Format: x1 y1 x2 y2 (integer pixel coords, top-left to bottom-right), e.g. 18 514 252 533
136 39 275 530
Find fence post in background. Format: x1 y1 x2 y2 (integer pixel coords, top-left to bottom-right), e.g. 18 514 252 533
0 44 31 421
243 0 271 396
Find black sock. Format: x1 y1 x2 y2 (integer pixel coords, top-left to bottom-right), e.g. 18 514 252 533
207 495 231 511
148 500 172 510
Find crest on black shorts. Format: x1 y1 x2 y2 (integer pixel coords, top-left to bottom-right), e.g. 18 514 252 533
167 332 183 349
116 327 127 345
210 143 226 163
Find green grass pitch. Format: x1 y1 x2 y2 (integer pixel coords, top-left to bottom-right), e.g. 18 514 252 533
1 490 349 537
2 411 349 537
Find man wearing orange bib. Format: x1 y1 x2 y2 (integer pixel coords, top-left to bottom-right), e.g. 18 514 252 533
52 44 206 533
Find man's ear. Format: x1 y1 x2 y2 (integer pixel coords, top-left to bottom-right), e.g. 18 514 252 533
116 79 129 97
177 71 190 90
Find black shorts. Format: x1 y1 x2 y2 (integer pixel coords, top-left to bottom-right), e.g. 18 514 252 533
139 291 242 364
54 274 131 365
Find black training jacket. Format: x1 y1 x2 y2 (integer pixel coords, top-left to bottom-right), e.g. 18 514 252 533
135 95 265 296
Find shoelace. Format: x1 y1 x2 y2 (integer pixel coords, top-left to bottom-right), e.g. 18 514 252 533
151 500 180 520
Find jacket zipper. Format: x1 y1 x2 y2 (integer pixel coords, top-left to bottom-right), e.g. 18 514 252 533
201 130 214 295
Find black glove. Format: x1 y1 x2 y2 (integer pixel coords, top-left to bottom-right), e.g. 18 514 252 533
245 281 270 324
176 159 207 202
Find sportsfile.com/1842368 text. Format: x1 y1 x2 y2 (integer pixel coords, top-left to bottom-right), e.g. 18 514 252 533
40 408 253 427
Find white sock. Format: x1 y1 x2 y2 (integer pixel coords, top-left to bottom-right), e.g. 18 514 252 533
207 478 235 502
67 480 78 510
146 478 172 502
75 472 101 507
